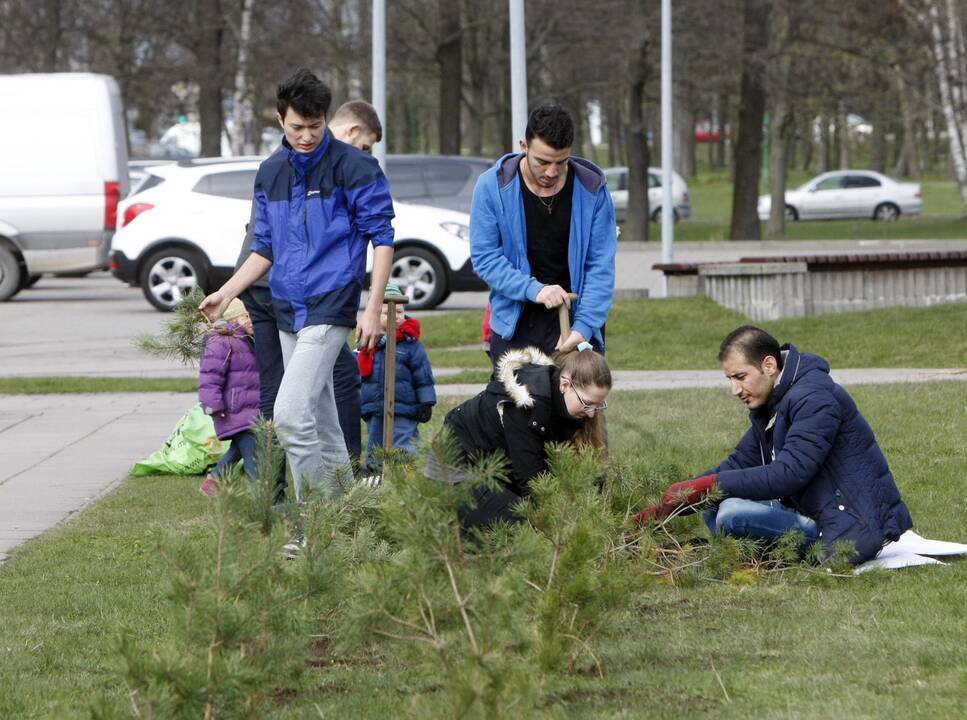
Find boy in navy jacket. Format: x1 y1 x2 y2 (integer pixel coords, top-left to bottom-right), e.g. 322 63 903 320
357 284 436 472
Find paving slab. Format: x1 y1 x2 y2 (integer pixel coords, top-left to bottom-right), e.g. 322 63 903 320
0 392 196 563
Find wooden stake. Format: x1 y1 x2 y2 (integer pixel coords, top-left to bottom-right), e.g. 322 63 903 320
382 294 410 452
558 293 579 345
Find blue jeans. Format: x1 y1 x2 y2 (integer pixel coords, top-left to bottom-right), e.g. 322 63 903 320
213 430 258 482
704 498 819 549
365 415 419 472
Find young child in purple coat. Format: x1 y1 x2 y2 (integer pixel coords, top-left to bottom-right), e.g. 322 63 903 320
198 299 262 495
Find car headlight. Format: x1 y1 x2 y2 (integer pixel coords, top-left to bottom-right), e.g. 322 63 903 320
440 222 469 240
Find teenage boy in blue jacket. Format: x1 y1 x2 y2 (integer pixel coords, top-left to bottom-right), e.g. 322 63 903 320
637 326 914 565
232 100 385 495
357 284 436 473
469 104 617 364
200 69 394 502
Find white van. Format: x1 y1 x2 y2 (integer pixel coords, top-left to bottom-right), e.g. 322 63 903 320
0 73 129 300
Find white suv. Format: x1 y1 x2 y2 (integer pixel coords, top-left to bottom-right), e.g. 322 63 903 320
110 159 485 311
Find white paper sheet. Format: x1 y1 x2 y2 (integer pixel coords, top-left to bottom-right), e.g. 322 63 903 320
854 530 967 574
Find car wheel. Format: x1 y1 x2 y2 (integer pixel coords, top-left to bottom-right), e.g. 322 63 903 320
390 246 447 310
651 207 679 224
140 247 207 311
0 245 24 301
785 205 799 221
873 203 900 222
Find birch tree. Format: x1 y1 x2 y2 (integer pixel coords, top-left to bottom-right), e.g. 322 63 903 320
918 0 967 214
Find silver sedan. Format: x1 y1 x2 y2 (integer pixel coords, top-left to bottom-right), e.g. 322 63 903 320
758 170 923 221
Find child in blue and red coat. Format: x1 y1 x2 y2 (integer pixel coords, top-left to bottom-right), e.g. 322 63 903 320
357 284 436 473
197 299 261 495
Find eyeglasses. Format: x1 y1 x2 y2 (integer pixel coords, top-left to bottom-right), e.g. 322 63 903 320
564 379 608 412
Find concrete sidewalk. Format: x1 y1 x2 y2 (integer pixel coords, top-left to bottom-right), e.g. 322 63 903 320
2 366 965 563
0 392 195 563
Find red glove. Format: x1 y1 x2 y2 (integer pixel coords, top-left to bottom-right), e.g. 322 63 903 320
659 474 717 517
635 474 718 526
635 504 658 524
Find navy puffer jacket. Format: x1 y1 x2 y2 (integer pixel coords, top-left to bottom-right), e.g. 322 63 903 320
715 344 913 563
359 320 436 421
198 324 260 439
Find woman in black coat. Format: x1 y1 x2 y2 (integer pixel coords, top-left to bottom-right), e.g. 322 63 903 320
427 344 612 529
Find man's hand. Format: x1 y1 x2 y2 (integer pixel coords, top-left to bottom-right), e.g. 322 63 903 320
658 474 718 517
556 329 586 352
355 306 381 351
635 504 658 525
635 474 719 525
199 290 232 322
536 284 572 309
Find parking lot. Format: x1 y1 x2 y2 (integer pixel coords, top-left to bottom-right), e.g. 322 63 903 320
0 273 495 378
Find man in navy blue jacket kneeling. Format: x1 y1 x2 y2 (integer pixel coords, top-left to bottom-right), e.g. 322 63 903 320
637 325 913 565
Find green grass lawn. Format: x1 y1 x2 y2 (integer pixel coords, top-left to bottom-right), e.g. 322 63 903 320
2 300 964 395
0 376 197 394
422 297 967 373
2 382 966 718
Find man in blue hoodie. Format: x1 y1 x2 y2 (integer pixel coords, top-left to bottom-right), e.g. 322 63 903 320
637 326 913 565
470 104 616 364
200 69 394 502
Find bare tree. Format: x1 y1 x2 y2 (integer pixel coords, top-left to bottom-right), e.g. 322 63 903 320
729 0 771 240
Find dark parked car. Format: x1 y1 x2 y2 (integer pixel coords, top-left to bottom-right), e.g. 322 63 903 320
385 155 492 213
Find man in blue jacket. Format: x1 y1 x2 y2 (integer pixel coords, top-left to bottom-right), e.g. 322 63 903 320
637 326 913 564
200 69 394 502
470 104 616 364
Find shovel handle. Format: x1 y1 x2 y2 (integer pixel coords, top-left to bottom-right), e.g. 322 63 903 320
558 293 579 345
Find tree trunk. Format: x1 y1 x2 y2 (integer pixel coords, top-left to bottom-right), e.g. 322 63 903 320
837 106 850 169
626 33 650 243
43 0 61 71
586 104 600 166
230 0 253 156
674 98 696 177
729 0 771 241
871 93 887 173
716 93 729 168
926 0 967 213
766 2 791 241
893 68 921 178
437 0 462 154
197 0 224 157
607 100 623 167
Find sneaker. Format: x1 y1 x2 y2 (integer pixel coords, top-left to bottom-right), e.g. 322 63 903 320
281 534 306 560
360 473 382 489
198 475 218 497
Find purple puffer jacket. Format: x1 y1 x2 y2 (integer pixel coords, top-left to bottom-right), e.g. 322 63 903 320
198 323 260 439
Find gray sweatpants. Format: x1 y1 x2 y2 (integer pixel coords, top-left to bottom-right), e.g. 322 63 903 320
275 324 351 502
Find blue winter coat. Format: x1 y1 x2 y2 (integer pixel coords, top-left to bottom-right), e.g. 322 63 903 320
198 324 260 439
250 131 395 332
360 324 436 421
469 153 617 348
715 344 913 563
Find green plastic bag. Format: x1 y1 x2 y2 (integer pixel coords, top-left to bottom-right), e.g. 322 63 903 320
130 403 230 476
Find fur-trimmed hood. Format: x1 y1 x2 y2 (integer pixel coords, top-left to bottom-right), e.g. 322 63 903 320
496 347 556 409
